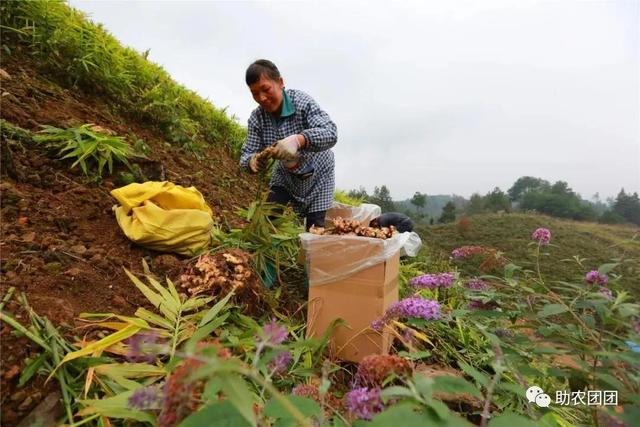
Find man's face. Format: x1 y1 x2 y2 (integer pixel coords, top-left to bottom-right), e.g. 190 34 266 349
249 74 284 114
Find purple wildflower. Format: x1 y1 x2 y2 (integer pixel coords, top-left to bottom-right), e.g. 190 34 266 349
372 297 441 330
467 278 488 290
345 387 384 420
451 245 487 260
585 270 608 286
531 228 551 245
125 332 166 363
371 319 384 331
494 328 514 338
260 319 288 346
598 287 613 300
409 272 456 289
268 351 293 375
386 297 441 321
401 327 417 344
128 385 163 410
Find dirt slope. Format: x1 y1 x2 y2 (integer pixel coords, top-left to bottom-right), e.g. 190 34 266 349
0 54 257 424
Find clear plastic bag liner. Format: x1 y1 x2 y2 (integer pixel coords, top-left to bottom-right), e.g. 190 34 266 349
300 231 422 286
326 202 381 225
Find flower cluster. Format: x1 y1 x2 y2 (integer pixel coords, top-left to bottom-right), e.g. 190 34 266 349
128 385 164 410
268 350 293 375
371 297 441 330
409 272 456 289
585 270 608 286
355 355 413 387
292 383 320 401
125 332 167 363
466 278 489 290
531 228 551 245
157 358 204 427
598 287 613 300
345 387 384 420
259 319 288 346
451 245 489 259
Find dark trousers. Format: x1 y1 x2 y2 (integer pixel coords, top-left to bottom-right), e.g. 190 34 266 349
267 186 326 231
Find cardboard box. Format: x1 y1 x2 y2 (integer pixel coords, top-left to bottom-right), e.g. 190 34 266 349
305 235 400 363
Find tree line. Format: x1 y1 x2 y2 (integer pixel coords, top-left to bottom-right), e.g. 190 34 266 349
346 177 640 226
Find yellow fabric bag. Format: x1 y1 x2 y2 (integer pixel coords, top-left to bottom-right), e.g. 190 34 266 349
111 181 214 255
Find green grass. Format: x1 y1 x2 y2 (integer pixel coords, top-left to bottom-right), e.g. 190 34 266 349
418 213 640 297
0 0 246 156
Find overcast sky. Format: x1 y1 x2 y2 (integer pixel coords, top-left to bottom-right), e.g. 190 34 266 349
69 0 639 200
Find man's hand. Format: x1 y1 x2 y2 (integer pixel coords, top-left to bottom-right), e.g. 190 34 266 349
249 153 269 173
273 135 304 161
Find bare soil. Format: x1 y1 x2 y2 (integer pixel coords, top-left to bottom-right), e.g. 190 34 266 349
0 54 260 424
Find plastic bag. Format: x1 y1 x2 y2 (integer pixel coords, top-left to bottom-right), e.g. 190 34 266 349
111 181 214 255
326 202 381 225
300 231 422 286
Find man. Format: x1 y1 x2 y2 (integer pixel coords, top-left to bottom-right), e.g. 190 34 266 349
370 212 414 233
239 59 337 230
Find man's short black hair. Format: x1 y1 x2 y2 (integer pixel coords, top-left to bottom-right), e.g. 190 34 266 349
246 59 281 85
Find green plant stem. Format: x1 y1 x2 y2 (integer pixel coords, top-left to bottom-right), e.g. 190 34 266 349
51 337 74 423
480 346 504 427
0 311 51 351
237 365 312 427
169 306 184 362
535 243 543 283
66 413 100 427
0 286 15 310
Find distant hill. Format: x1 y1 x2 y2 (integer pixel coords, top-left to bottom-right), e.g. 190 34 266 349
417 213 640 298
394 195 467 222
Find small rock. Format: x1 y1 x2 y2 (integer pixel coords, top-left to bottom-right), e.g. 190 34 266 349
3 365 20 381
64 267 82 277
22 231 37 243
69 244 87 255
96 259 110 270
15 391 63 427
154 254 182 271
44 262 63 273
107 256 124 266
0 68 11 80
18 396 33 411
10 390 27 402
113 295 128 308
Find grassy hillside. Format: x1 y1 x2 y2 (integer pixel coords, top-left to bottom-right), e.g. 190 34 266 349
0 1 246 156
418 213 640 297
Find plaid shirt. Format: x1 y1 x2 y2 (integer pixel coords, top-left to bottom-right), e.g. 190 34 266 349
240 88 338 214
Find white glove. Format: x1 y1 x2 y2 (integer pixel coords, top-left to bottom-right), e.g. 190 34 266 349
273 135 301 161
249 153 268 173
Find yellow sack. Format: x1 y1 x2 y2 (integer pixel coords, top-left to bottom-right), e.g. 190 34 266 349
111 181 214 255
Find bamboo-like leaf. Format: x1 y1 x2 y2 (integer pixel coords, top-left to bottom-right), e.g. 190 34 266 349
135 307 173 330
146 275 180 314
52 324 142 376
79 391 156 423
182 296 213 312
166 277 181 302
83 349 104 398
199 289 235 327
95 363 166 379
218 374 257 427
124 269 176 321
